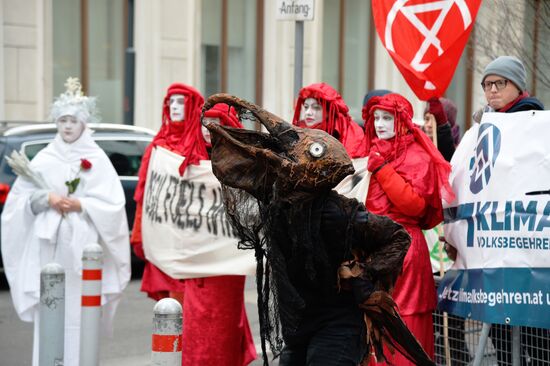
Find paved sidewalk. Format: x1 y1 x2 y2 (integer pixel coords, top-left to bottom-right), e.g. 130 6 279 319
0 276 277 365
100 276 277 365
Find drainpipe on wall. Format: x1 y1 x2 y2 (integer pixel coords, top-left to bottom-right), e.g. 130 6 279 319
124 0 135 125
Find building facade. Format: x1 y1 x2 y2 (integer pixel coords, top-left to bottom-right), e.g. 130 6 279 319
2 0 548 132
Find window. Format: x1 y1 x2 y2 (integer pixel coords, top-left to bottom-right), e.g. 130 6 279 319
53 0 126 124
322 1 373 123
22 138 149 177
23 142 49 160
201 0 223 98
201 0 262 129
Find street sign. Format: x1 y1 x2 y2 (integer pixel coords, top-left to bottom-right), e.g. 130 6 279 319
276 0 315 21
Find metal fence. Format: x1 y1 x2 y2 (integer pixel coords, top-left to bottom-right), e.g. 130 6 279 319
433 295 550 365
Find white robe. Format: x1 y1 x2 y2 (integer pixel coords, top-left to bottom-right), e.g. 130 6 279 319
1 129 131 366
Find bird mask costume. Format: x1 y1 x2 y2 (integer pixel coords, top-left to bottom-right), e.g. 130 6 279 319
202 93 436 366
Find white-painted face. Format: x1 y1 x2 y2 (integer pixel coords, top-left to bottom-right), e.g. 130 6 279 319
56 115 85 143
373 109 396 140
169 94 185 121
299 98 323 127
202 117 220 144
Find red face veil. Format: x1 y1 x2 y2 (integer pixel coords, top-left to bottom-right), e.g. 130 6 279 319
292 83 364 158
158 83 207 174
363 93 456 214
134 83 206 203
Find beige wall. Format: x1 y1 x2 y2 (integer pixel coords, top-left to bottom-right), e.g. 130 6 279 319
134 0 201 131
2 0 51 121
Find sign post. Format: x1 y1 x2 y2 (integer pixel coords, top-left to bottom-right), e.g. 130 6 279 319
276 0 315 98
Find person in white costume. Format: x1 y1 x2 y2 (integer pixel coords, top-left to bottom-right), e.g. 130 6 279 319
1 77 131 366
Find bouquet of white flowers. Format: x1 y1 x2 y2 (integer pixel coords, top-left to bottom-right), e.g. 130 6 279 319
5 150 51 190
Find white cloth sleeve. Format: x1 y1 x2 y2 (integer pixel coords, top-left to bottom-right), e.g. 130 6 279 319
29 190 50 215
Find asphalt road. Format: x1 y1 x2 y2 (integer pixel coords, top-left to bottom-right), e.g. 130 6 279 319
0 276 278 366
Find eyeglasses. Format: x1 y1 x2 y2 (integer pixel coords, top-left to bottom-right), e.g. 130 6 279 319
481 79 509 91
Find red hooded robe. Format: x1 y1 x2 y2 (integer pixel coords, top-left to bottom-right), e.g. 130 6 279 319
131 83 206 298
180 102 257 366
292 82 364 158
361 94 454 365
132 93 257 365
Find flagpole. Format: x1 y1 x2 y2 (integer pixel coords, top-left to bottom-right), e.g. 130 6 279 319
439 238 452 366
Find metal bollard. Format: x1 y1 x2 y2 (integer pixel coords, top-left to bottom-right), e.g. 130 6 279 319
151 298 183 366
39 262 65 366
79 243 103 366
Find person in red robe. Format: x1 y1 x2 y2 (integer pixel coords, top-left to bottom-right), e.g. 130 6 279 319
292 82 364 158
181 102 257 366
131 83 204 302
131 83 206 302
131 83 256 365
361 93 454 365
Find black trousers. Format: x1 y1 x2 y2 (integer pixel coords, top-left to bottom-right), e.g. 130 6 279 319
279 307 366 366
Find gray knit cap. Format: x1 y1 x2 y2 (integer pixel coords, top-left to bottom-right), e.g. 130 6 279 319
482 56 526 91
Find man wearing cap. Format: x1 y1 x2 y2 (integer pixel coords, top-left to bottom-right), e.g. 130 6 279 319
480 55 544 113
448 56 545 365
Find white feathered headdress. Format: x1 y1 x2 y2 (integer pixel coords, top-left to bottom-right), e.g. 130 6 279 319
50 77 100 124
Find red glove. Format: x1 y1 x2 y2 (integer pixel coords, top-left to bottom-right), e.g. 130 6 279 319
372 139 393 158
427 97 447 126
367 150 386 173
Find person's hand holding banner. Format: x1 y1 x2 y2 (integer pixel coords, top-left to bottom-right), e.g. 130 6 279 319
367 151 386 173
427 97 448 126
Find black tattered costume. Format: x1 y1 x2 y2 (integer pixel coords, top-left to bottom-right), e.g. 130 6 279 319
202 94 436 366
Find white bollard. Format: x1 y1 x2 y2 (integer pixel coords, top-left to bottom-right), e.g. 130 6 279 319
79 243 103 366
39 262 65 366
151 298 183 366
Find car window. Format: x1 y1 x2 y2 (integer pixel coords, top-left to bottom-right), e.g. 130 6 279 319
21 138 150 177
24 142 49 160
95 139 150 177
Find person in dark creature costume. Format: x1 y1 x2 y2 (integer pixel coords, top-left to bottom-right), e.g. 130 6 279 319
202 93 437 366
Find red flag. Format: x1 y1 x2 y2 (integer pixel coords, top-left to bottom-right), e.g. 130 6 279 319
372 0 482 100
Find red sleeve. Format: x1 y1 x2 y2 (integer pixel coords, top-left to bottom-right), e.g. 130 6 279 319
134 143 154 203
130 201 145 260
374 164 426 217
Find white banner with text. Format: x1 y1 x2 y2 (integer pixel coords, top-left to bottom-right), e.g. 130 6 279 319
142 146 256 279
438 110 550 328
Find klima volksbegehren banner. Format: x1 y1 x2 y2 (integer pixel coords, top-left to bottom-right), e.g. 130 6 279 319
438 110 550 328
141 146 256 279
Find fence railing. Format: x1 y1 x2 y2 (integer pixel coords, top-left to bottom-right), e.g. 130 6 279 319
433 278 550 366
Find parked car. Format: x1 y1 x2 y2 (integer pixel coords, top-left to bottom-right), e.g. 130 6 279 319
0 122 155 283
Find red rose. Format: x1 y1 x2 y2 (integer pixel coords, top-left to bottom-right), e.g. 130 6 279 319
80 159 92 170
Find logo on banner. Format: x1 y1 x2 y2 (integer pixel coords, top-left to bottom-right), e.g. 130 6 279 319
372 0 482 99
469 123 501 194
